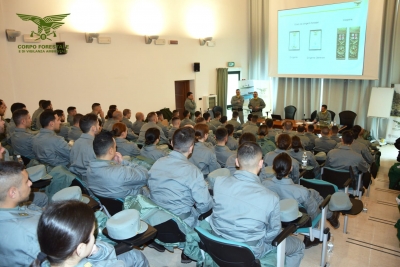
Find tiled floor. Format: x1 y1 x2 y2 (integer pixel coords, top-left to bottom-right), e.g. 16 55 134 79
140 145 400 267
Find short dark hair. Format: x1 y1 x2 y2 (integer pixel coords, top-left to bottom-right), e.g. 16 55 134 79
331 125 339 134
67 107 76 114
156 111 162 117
109 105 117 110
321 127 330 135
106 109 115 119
203 112 211 120
194 111 200 117
0 161 25 201
297 125 305 133
172 127 195 153
220 116 227 124
307 124 314 131
214 111 221 118
273 153 292 180
247 114 253 121
146 112 157 121
93 131 114 157
79 113 98 133
42 101 52 110
171 117 180 124
195 117 205 123
123 109 131 116
172 110 179 114
53 109 64 118
225 124 234 135
39 100 46 107
92 103 100 110
265 118 273 128
291 135 303 153
40 110 56 128
232 111 239 118
239 132 256 145
277 134 291 150
352 125 362 139
215 127 228 142
322 104 327 109
251 115 258 122
341 130 353 145
145 128 160 145
187 92 193 97
73 113 83 125
237 142 262 167
10 103 26 113
284 121 293 130
12 109 29 126
258 125 268 136
183 110 190 117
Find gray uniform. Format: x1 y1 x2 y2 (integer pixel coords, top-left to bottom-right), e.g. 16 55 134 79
275 130 297 143
5 119 16 142
180 118 195 128
242 123 259 137
148 151 213 228
215 145 235 168
210 118 222 128
34 111 43 130
210 171 304 265
140 145 168 161
31 107 43 129
227 119 242 131
296 133 312 151
11 128 36 159
230 95 245 124
330 134 341 143
103 118 118 132
67 114 74 125
189 142 221 176
248 97 266 117
56 123 70 140
32 128 71 167
226 136 238 151
262 177 332 220
263 149 300 184
68 126 82 141
157 122 169 138
168 127 178 140
132 121 145 135
257 137 276 157
69 133 96 177
266 128 280 143
315 111 331 124
121 117 134 130
314 136 337 153
116 137 141 157
326 146 369 173
304 132 317 148
184 99 197 117
288 149 320 177
350 141 374 164
207 122 217 134
138 122 168 144
87 159 148 198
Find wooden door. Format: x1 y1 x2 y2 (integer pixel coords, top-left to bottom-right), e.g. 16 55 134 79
175 80 190 119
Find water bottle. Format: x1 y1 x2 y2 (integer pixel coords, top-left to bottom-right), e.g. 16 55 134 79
326 235 334 266
302 152 307 168
327 235 334 253
16 155 24 165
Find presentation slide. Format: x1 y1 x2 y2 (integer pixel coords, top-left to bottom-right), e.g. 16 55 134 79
278 0 369 76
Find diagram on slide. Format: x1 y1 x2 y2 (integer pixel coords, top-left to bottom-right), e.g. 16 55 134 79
289 31 300 50
349 27 360 60
336 28 347 60
309 30 322 50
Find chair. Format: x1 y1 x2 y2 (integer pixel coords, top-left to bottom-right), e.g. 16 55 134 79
153 219 186 244
310 110 317 121
195 224 297 267
213 106 223 117
339 111 357 129
93 194 124 216
328 110 336 122
284 105 297 119
321 167 362 198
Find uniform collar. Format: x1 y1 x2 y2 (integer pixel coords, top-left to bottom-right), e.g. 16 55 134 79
169 150 188 160
40 128 55 134
81 133 94 140
272 176 294 184
233 170 261 184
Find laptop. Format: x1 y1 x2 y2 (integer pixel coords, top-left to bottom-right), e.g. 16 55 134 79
271 114 282 121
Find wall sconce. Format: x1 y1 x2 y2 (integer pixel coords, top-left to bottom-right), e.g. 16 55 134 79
85 33 99 43
199 37 212 46
5 29 21 42
145 35 158 44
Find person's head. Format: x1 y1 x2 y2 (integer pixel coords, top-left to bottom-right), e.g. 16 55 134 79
273 153 292 180
277 134 291 150
40 110 61 130
123 109 131 119
341 130 354 145
220 116 228 124
251 115 258 123
172 110 179 117
265 118 273 128
291 136 303 153
171 116 181 127
0 161 31 208
258 125 268 137
183 110 190 118
247 113 253 122
156 111 164 121
172 127 195 155
321 105 327 112
13 109 31 128
352 125 362 139
232 111 239 118
10 102 26 114
214 111 221 119
145 128 160 145
239 132 257 145
321 127 330 136
73 113 84 127
91 103 102 114
236 142 263 173
194 124 209 142
38 100 46 108
93 131 116 159
54 109 65 122
112 122 127 139
236 89 241 96
187 92 194 100
135 112 144 121
203 112 211 122
147 112 157 122
67 106 77 116
331 125 339 134
79 113 99 135
106 109 115 120
297 125 305 133
42 100 52 110
109 105 117 110
32 201 95 267
112 110 123 122
252 91 259 98
215 127 228 144
0 99 7 116
194 111 201 118
196 117 205 124
283 121 293 131
225 124 234 136
307 124 314 132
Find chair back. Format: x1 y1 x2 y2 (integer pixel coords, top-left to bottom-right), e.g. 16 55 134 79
70 178 91 195
339 111 357 128
321 167 351 190
328 110 336 122
284 105 297 119
213 106 223 117
153 219 186 243
299 178 337 198
195 227 261 267
93 194 124 216
310 110 317 121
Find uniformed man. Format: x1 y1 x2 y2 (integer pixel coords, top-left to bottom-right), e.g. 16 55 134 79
314 127 337 153
140 128 168 161
87 131 148 199
248 91 266 117
10 109 36 160
54 109 70 140
67 113 83 141
225 124 238 151
138 112 168 144
156 111 169 137
31 100 45 130
5 102 26 144
148 127 213 228
313 104 331 125
256 125 276 157
295 125 312 151
132 112 146 135
203 112 217 134
210 142 304 266
66 106 76 126
121 109 134 130
227 111 242 131
184 92 197 120
34 100 52 130
180 110 195 128
214 128 235 167
231 89 244 124
168 117 181 140
91 103 105 125
330 126 341 143
32 110 71 167
242 115 259 137
265 118 281 143
305 124 317 149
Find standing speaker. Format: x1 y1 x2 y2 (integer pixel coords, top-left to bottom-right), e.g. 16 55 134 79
194 62 200 72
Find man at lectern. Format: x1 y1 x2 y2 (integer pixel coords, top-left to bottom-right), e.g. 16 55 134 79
314 105 331 125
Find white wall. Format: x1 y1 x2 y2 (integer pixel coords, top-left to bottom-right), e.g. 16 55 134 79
0 0 248 117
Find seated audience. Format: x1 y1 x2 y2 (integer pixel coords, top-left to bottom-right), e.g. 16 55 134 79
352 125 375 149
194 111 202 121
242 114 259 137
32 110 70 167
296 125 312 150
214 128 235 167
148 127 213 228
227 111 242 131
132 112 145 135
66 106 76 125
275 121 296 142
218 116 228 128
138 112 168 144
195 117 216 147
87 131 148 198
349 128 374 164
11 109 36 159
103 110 121 131
203 112 217 134
210 142 304 266
91 103 105 124
6 102 26 142
210 111 222 128
122 108 134 130
168 116 181 140
265 118 280 143
305 124 317 148
288 136 320 177
225 124 238 150
156 111 169 137
225 133 257 175
180 110 195 127
67 113 83 141
314 127 336 153
34 100 53 130
257 125 276 157
140 128 168 161
330 125 341 143
112 122 141 157
242 113 253 128
31 100 45 130
54 109 70 140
